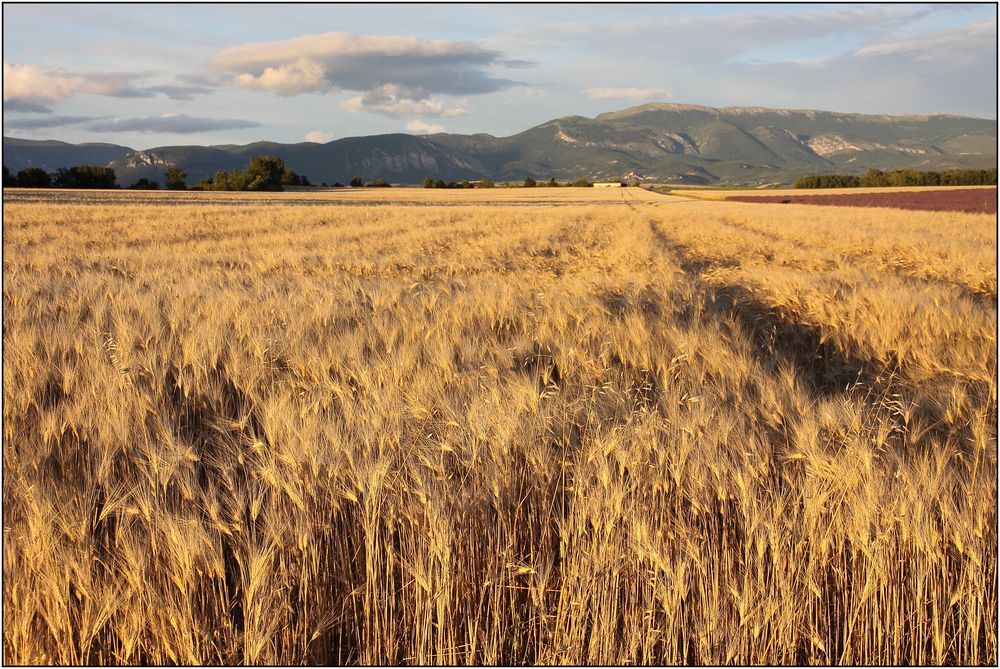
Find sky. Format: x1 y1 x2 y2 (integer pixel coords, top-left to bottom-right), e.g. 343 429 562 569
3 2 997 149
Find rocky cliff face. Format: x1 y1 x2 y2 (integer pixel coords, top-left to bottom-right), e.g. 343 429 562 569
119 150 169 169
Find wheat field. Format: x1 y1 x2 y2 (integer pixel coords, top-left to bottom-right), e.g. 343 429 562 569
3 188 996 665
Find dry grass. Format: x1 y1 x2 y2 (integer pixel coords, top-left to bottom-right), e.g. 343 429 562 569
1 185 668 206
3 189 996 665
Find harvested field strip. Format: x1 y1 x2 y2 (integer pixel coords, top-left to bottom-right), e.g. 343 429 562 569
671 185 996 199
726 188 997 214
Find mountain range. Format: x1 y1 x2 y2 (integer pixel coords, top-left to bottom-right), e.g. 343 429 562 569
4 103 996 186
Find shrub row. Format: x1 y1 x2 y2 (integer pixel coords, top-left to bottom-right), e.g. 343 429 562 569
796 168 998 189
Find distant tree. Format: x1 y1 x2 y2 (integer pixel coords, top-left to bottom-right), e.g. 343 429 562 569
350 176 363 187
794 174 860 188
220 170 239 190
523 176 537 188
53 165 116 188
423 178 478 189
282 168 305 187
569 178 592 187
127 178 160 190
205 169 235 191
478 178 495 188
165 166 187 190
197 157 288 192
246 156 285 191
859 168 887 188
3 166 17 187
332 182 344 188
365 179 391 187
16 166 52 188
547 177 558 187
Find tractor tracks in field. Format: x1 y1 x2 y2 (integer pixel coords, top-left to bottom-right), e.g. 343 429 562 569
713 214 998 307
644 212 989 455
630 192 996 306
645 216 891 400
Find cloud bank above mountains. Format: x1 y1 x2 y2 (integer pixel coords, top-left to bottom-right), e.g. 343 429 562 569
3 113 260 134
2 4 995 148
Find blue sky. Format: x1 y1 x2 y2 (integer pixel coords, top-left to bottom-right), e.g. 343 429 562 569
3 2 996 149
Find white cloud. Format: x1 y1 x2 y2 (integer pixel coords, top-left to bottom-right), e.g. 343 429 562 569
2 62 146 105
234 58 334 96
145 83 214 101
305 130 335 143
3 62 213 107
342 84 466 118
405 120 444 135
584 87 673 101
4 112 262 134
526 8 994 118
853 17 996 64
681 18 996 119
212 31 519 96
211 30 519 118
85 113 260 134
3 114 97 130
4 63 83 104
534 5 944 62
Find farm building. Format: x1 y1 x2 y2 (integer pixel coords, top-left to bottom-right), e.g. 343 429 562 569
593 181 623 188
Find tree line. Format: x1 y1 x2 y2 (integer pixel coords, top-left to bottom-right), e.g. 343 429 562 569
422 176 598 188
4 165 121 189
5 160 636 191
2 156 310 192
521 177 597 188
518 177 600 187
423 178 490 189
795 168 998 189
195 157 310 191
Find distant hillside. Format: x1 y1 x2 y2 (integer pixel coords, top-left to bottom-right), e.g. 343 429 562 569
429 103 996 184
2 137 134 174
72 135 481 186
4 103 996 186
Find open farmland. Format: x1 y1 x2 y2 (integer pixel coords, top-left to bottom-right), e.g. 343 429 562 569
0 186 662 207
3 188 997 665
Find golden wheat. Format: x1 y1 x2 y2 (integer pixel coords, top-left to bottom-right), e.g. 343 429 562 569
3 189 996 665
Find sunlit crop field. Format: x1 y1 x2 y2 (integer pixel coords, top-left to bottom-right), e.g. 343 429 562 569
1 185 662 206
3 188 996 665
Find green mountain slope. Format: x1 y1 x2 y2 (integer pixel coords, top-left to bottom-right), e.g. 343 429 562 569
4 103 995 186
